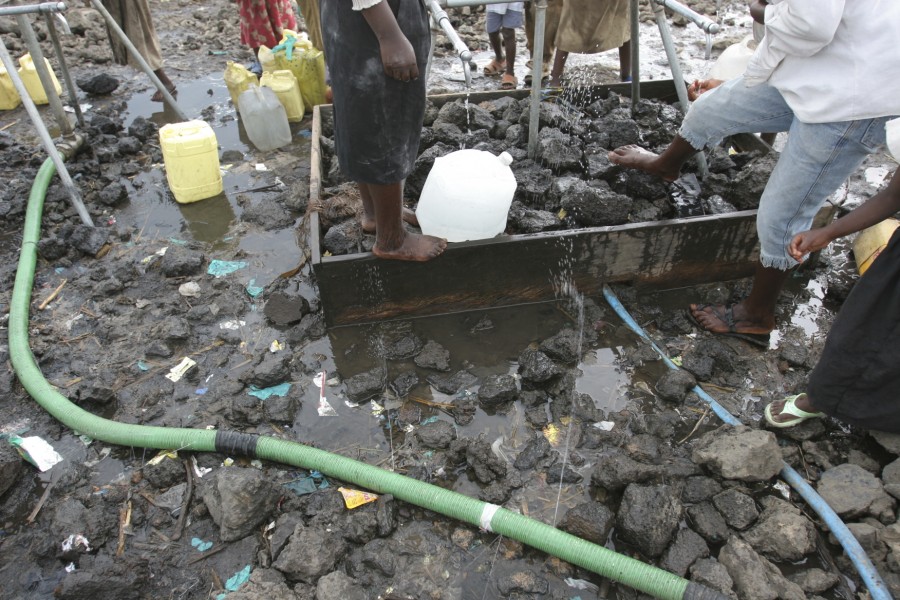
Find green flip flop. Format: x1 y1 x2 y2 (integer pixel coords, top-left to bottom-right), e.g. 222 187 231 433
764 393 825 428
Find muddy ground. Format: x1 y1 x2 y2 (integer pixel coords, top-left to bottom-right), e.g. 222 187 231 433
1 1 900 599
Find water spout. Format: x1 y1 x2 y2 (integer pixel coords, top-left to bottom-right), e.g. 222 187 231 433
423 0 473 89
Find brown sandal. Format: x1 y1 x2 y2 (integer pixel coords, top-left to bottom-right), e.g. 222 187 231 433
483 59 504 76
500 73 517 90
151 83 177 103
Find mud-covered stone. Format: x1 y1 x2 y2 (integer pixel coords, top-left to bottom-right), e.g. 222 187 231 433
68 225 110 256
559 180 632 227
712 488 759 531
742 497 816 561
690 558 737 599
787 568 839 595
315 571 366 600
0 444 24 498
817 463 893 519
466 438 507 483
428 369 478 395
416 419 455 449
616 483 683 557
518 347 561 383
655 369 697 403
201 467 279 542
682 476 723 504
160 246 205 277
560 501 614 545
660 527 709 576
513 434 551 470
687 501 730 544
344 366 385 402
692 426 782 482
591 451 661 492
478 373 517 408
718 536 806 600
273 525 347 583
537 127 583 171
414 340 451 371
248 353 291 388
497 570 549 595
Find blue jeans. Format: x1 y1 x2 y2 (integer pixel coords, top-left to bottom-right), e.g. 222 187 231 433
681 77 892 270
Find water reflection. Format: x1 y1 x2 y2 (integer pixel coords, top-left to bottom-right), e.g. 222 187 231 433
175 192 236 244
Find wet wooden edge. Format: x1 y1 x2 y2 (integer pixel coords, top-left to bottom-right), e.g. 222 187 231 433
305 82 776 327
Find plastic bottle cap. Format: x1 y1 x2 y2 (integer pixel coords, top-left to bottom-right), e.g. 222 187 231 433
498 151 513 167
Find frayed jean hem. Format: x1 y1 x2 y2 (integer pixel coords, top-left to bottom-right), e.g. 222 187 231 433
760 252 798 271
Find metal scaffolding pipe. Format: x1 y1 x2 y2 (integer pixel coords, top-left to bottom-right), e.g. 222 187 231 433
438 0 517 7
526 0 547 160
423 0 473 87
652 1 709 178
652 0 720 34
88 0 188 121
0 36 93 226
0 2 66 17
44 10 84 128
630 0 640 109
15 13 73 137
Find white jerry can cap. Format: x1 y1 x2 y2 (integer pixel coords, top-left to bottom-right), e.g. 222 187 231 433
498 151 513 166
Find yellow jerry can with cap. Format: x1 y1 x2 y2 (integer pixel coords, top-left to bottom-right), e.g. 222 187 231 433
17 53 61 105
224 61 258 111
0 62 21 110
853 218 900 275
159 120 223 204
260 70 304 122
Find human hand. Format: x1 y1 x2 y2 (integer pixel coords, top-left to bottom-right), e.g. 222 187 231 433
749 0 767 24
788 229 834 262
378 33 419 82
687 79 724 101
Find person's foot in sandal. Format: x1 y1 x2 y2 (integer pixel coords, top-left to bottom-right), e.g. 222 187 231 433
500 72 517 90
764 393 825 428
151 83 177 103
484 58 505 76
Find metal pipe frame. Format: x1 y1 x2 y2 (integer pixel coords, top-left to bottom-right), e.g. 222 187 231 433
629 0 640 109
652 1 709 178
44 11 84 127
15 13 72 137
526 0 546 160
438 0 518 7
88 0 188 121
0 35 93 226
0 2 66 17
652 0 720 34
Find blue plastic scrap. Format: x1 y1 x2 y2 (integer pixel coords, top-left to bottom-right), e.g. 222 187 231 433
247 382 291 400
207 260 248 278
190 537 213 552
245 279 264 298
216 565 252 599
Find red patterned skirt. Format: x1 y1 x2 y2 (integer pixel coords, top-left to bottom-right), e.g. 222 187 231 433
238 0 297 50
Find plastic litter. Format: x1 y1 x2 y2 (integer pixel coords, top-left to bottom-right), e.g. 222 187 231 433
668 173 704 218
61 534 91 553
594 421 615 431
207 259 248 278
245 279 264 298
178 282 202 297
247 382 291 400
216 565 252 599
10 435 63 471
313 371 338 416
191 537 213 552
147 450 178 466
140 247 168 264
136 360 150 371
284 471 329 495
218 319 246 330
565 577 599 591
191 455 211 478
338 487 378 509
269 340 284 353
165 357 197 382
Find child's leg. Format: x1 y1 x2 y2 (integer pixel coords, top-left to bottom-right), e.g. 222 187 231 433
359 184 418 233
489 30 504 62
618 40 631 82
501 27 516 74
360 182 446 262
548 50 568 87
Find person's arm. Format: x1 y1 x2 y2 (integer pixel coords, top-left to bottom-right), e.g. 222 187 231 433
789 171 900 261
358 1 419 82
749 0 767 24
762 0 845 58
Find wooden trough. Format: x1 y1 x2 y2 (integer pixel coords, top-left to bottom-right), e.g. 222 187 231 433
304 82 816 327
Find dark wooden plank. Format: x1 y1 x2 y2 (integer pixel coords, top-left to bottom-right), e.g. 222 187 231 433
307 80 775 327
313 211 760 326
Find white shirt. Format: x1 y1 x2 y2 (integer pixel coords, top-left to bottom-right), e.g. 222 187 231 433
743 0 900 124
487 2 525 15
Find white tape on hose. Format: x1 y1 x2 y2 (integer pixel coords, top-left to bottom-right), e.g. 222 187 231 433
479 503 500 532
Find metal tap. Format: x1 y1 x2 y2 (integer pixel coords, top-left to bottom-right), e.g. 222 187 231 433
423 0 473 88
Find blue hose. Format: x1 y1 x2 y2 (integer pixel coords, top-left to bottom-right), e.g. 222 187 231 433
602 284 892 600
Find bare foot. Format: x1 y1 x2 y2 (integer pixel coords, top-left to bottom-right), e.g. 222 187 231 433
607 145 679 182
689 302 774 335
151 84 177 103
373 232 446 261
362 207 418 233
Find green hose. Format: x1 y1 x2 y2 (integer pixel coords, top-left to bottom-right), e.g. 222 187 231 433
9 159 725 600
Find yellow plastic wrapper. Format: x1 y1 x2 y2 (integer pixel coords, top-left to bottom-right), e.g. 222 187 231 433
338 487 378 509
271 30 327 108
